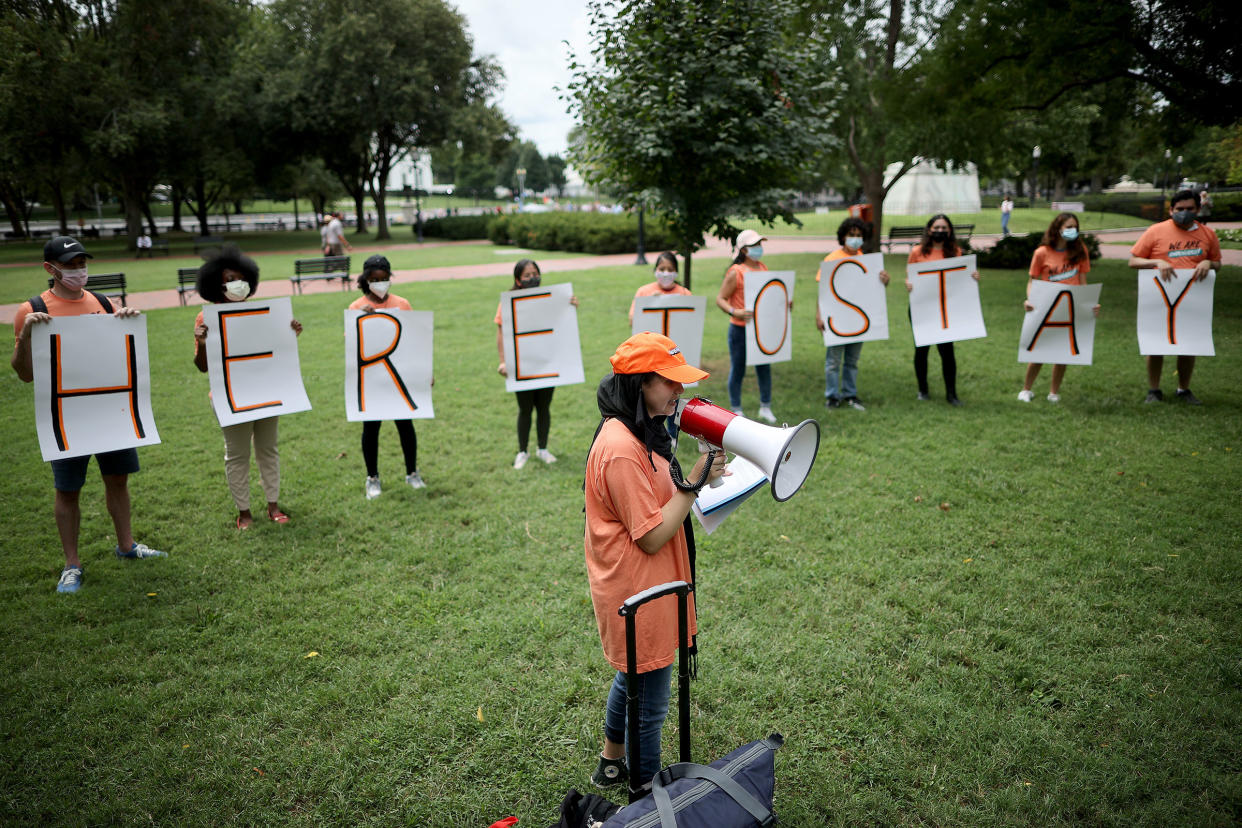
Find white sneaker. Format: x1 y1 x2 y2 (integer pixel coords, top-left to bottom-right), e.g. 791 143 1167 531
730 408 744 417
365 476 382 499
1017 389 1033 402
405 471 426 489
756 405 777 423
1046 393 1060 403
513 451 529 469
535 448 557 464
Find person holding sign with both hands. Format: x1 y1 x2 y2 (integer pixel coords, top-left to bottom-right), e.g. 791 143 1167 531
716 229 781 423
815 218 889 410
193 246 302 529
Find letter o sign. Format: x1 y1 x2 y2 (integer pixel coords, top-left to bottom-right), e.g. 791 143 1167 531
753 279 789 355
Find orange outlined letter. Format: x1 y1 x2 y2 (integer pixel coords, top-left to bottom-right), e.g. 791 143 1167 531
511 292 559 381
753 279 790 356
1151 276 1193 346
49 333 145 452
219 307 281 414
915 264 967 329
638 305 696 337
1026 290 1078 354
825 259 871 338
356 313 415 412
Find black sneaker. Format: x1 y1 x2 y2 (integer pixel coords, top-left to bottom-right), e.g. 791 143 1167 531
825 397 841 409
916 391 930 401
591 755 628 788
1144 389 1164 404
844 397 867 411
1175 389 1202 405
946 395 964 407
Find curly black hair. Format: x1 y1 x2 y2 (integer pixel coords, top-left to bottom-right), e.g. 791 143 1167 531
196 244 260 303
836 217 870 245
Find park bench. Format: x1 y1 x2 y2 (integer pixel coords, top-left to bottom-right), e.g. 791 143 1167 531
883 223 975 252
290 255 351 294
48 272 127 306
176 267 200 306
194 235 224 254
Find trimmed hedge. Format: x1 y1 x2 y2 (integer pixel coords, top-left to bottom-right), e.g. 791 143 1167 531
1204 191 1242 221
488 212 678 255
975 232 1102 270
421 214 496 240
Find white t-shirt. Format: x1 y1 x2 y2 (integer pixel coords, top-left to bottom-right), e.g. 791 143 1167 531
1001 199 1013 214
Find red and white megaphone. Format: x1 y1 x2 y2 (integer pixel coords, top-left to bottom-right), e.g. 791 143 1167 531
675 397 820 501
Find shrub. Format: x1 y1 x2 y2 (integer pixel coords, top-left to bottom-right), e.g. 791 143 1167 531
488 211 678 255
421 214 496 240
1205 191 1242 221
975 232 1101 270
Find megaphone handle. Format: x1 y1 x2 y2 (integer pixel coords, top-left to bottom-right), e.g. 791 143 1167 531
698 440 725 488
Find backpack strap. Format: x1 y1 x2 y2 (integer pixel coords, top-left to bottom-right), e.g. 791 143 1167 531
26 291 113 315
27 295 48 315
651 762 774 827
86 289 115 314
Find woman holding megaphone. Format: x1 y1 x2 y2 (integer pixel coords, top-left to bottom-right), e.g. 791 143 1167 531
583 332 726 790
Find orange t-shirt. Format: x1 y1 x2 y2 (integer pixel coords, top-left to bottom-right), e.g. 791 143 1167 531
725 261 767 326
1129 219 1221 267
349 294 412 312
629 281 692 319
1028 246 1091 285
13 289 118 342
584 418 696 673
816 246 859 281
907 244 961 265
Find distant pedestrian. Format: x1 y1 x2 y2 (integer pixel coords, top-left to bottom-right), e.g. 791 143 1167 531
136 232 152 257
325 212 352 256
1000 194 1014 237
1198 186 1213 224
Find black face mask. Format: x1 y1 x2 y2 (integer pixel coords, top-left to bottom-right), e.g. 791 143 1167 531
930 230 949 243
1172 209 1196 227
519 276 541 289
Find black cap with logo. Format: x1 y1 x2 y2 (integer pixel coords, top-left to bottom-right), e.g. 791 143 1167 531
43 236 94 263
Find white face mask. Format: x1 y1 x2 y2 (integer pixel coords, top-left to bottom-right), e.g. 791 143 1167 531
57 267 89 290
656 271 677 289
844 236 864 250
223 279 251 301
369 280 390 298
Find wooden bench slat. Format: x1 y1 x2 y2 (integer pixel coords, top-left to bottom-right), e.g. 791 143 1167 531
290 256 351 294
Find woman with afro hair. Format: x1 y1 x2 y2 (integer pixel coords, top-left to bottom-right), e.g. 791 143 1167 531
192 245 302 529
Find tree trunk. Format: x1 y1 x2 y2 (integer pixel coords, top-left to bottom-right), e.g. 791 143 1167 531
121 176 146 250
374 186 390 240
859 166 887 254
142 201 157 235
171 184 184 232
0 182 25 236
1053 171 1067 201
234 199 244 214
681 238 694 291
353 191 368 235
49 181 69 234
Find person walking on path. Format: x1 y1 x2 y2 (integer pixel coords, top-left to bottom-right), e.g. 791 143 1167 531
349 255 426 499
1127 188 1221 405
1001 194 1014 237
10 236 166 593
815 218 889 410
325 212 353 256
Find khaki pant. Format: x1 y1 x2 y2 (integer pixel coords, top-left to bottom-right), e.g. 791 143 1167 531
222 417 280 510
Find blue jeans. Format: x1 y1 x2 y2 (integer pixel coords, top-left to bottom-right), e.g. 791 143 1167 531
1001 212 1010 235
825 342 863 400
604 665 672 787
726 324 771 410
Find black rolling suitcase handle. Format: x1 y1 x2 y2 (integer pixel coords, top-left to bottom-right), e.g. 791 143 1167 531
618 580 693 804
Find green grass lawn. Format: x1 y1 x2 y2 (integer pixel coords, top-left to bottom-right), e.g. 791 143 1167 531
0 237 583 305
1 254 1239 825
776 208 1145 238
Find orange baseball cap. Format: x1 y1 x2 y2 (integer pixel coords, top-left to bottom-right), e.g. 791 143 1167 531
609 332 708 383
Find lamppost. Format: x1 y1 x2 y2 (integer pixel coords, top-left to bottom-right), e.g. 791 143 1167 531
634 201 647 266
515 167 526 210
413 166 424 243
1176 154 1183 192
1031 146 1041 205
1163 148 1171 198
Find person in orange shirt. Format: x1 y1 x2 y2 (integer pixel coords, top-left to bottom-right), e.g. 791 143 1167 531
903 214 980 406
628 251 692 324
584 332 726 789
495 259 578 468
192 246 302 529
1128 189 1222 405
348 255 426 499
714 229 779 422
1018 213 1100 403
10 236 166 594
814 218 890 410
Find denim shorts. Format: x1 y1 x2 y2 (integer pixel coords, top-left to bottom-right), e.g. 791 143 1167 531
51 448 140 492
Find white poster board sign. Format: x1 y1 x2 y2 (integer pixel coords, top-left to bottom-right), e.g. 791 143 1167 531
744 270 795 365
499 282 585 392
632 294 707 387
344 309 434 421
31 314 161 461
1136 269 1216 356
818 253 889 346
907 254 986 347
202 297 312 427
1018 281 1102 365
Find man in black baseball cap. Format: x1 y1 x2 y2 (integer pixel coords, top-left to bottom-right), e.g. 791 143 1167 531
11 234 166 594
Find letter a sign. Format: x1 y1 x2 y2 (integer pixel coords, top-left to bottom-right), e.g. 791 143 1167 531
344 309 434 420
32 314 161 461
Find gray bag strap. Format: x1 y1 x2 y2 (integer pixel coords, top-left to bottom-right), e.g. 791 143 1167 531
650 762 774 827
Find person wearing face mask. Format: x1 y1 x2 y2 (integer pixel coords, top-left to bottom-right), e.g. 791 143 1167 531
349 255 425 498
193 246 303 529
10 236 166 594
1128 189 1222 405
715 228 779 422
583 332 726 790
627 251 691 324
904 214 981 406
496 259 579 468
815 218 890 411
1018 213 1100 403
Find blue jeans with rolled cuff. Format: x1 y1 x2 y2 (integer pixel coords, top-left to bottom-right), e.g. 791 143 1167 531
603 664 672 788
825 342 863 401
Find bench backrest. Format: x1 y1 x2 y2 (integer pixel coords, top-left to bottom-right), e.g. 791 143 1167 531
48 272 125 292
177 267 200 284
888 226 924 238
295 256 351 275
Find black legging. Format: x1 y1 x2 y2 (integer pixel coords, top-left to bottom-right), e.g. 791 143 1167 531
515 387 554 452
914 343 957 398
362 420 417 477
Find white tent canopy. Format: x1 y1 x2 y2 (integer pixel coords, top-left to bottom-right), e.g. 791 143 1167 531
882 159 981 216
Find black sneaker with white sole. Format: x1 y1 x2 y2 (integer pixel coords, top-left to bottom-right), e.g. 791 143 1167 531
590 755 628 788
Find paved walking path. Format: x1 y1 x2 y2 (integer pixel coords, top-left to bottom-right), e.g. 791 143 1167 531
3 224 1236 325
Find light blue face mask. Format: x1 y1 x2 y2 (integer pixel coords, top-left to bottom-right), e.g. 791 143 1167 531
844 236 865 250
747 245 764 260
1060 227 1079 242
